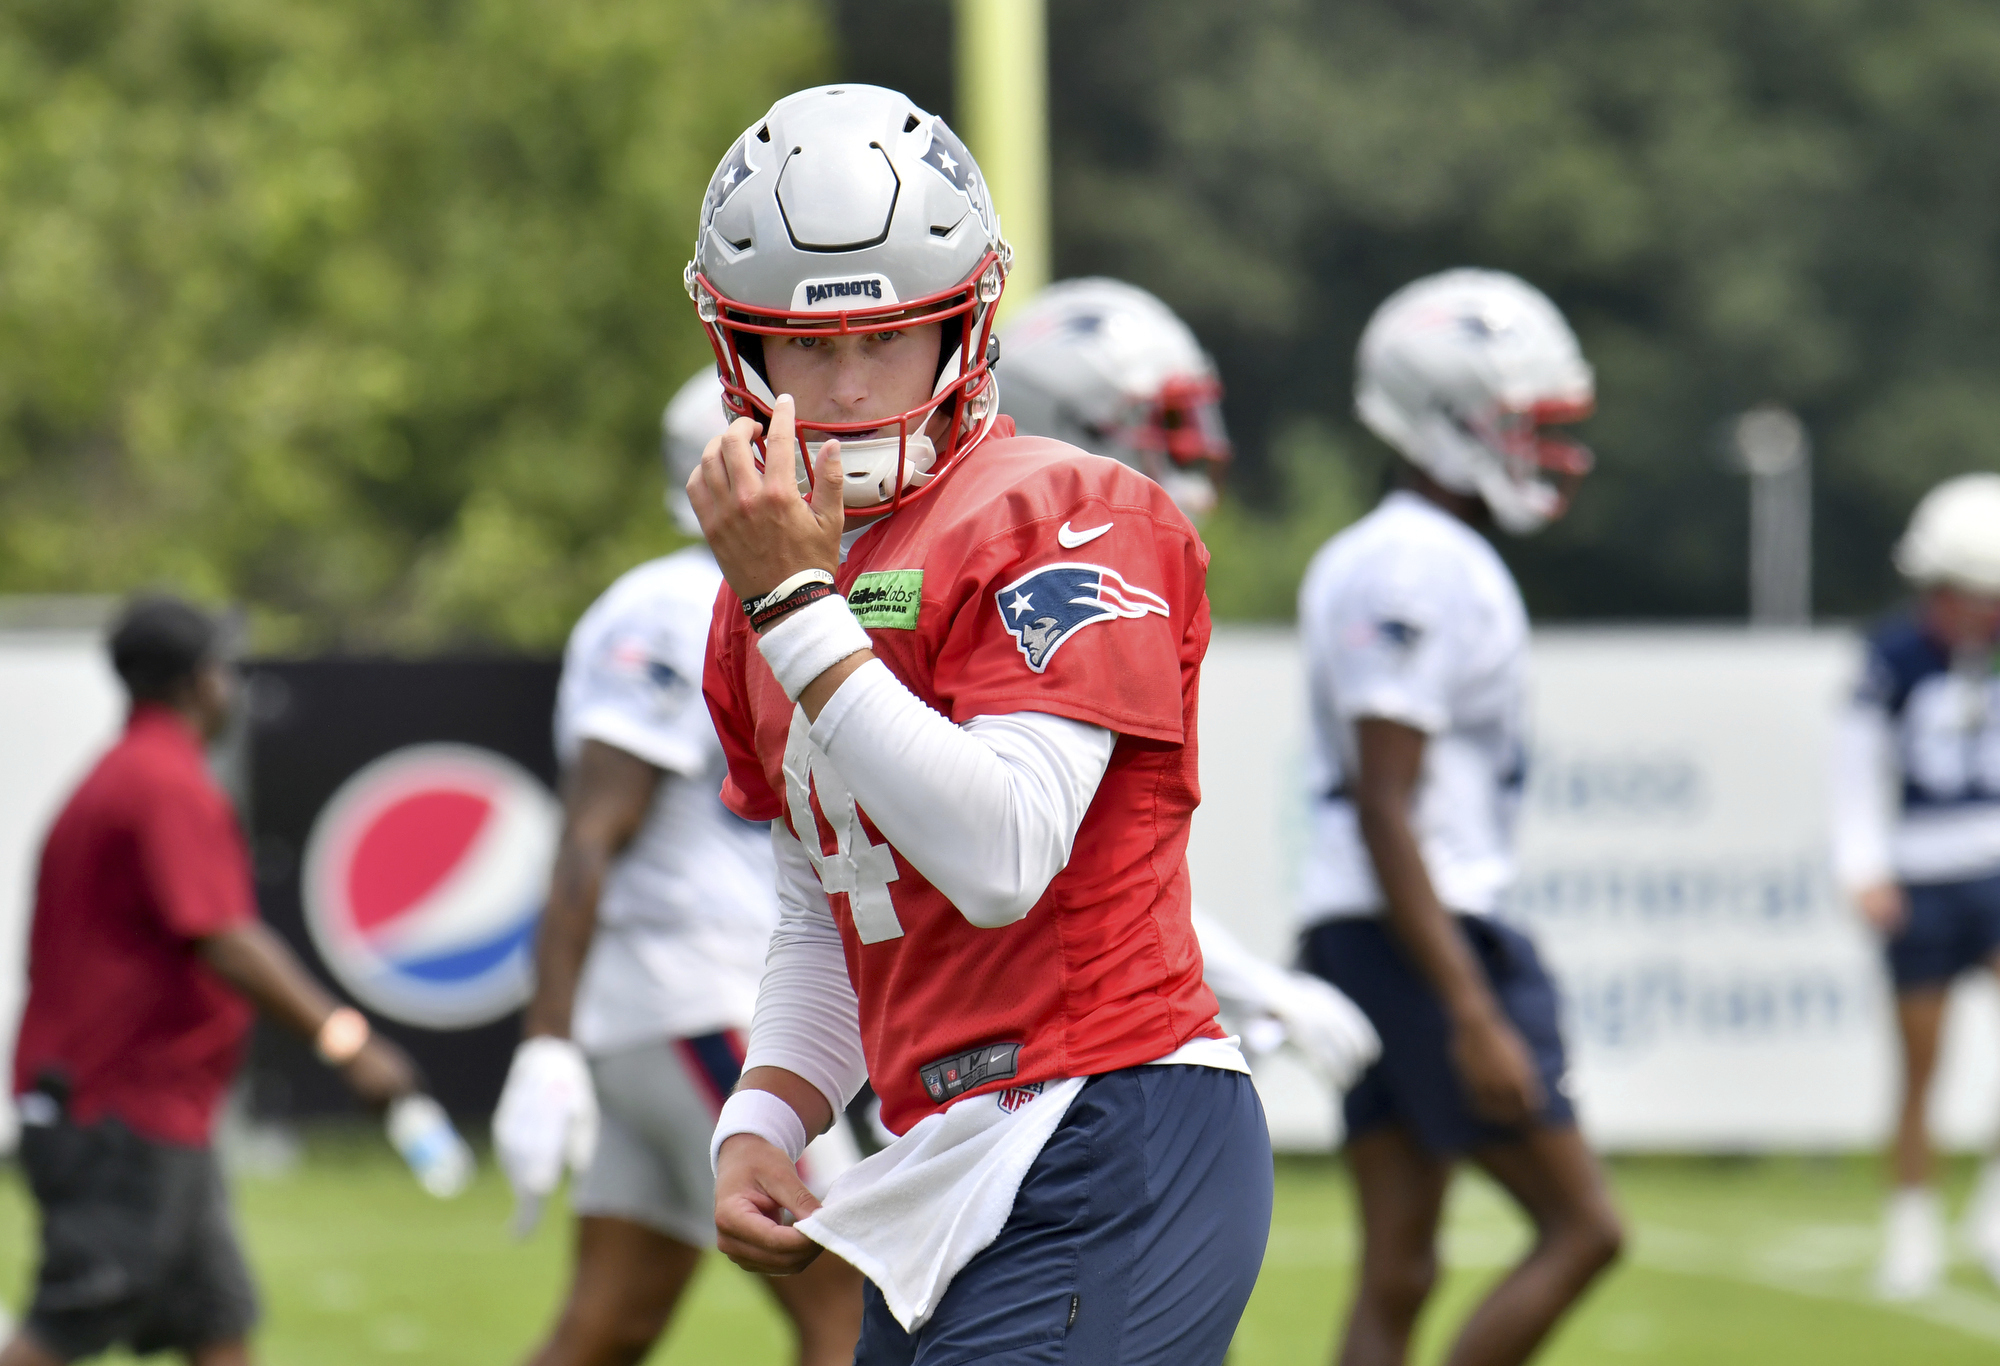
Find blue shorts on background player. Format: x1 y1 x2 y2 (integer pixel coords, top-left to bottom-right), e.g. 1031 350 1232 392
1304 917 1574 1157
1888 875 2000 989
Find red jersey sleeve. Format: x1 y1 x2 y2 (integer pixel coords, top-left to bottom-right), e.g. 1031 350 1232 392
931 473 1208 744
702 581 785 821
135 778 257 940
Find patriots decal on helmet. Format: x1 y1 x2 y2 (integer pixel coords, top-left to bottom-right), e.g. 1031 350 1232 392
995 562 1169 673
922 120 983 205
706 138 755 219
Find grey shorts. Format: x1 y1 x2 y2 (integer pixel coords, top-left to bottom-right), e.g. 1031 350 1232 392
19 1113 258 1360
573 1032 747 1247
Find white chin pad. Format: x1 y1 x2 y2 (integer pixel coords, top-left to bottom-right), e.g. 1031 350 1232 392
1160 469 1218 519
808 434 938 508
1480 471 1561 535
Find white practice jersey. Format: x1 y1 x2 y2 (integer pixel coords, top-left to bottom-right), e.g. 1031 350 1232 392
1829 612 2000 888
555 548 778 1054
1297 490 1529 923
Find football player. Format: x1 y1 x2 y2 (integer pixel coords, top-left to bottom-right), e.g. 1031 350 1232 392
1831 473 2000 1299
1296 271 1623 1366
686 85 1273 1363
998 276 1381 1091
493 368 863 1366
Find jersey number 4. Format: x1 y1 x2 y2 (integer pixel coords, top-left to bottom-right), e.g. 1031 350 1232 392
782 709 905 942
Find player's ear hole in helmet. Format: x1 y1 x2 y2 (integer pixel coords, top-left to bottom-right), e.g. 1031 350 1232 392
685 84 1012 519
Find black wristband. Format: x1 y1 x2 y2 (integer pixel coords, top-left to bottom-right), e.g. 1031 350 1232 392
750 581 837 632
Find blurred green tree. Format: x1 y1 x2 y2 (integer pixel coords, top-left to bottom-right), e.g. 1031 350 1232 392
0 0 827 649
1040 0 2000 620
840 0 2000 620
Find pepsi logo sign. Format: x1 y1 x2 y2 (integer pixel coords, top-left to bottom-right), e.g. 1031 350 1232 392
301 744 558 1029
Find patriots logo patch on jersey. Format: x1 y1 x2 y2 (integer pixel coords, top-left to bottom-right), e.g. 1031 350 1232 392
995 562 1169 673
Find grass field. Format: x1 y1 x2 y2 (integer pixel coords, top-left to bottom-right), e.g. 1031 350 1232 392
3 1138 1999 1363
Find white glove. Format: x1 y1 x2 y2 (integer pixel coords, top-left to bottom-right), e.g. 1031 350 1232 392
493 1036 599 1235
1258 970 1381 1092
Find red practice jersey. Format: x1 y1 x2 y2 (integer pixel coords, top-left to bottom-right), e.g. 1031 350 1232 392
14 706 257 1145
705 424 1224 1134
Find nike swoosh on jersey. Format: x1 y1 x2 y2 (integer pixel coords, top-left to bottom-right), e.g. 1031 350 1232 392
1057 520 1113 548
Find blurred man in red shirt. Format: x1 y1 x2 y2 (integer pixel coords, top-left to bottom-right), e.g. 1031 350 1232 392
3 596 417 1366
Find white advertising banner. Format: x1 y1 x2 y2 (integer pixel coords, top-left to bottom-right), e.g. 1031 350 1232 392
0 632 125 1151
1189 625 2000 1153
2 626 1995 1153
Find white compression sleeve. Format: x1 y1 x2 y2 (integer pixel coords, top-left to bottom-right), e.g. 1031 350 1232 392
809 659 1115 929
740 823 870 1120
1829 702 1899 890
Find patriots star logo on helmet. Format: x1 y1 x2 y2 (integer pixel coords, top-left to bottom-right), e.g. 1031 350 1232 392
707 138 755 216
995 561 1169 673
301 744 558 1029
922 120 982 204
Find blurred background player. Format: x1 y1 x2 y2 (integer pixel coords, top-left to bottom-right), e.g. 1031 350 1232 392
1294 270 1624 1366
4 596 420 1366
1830 472 2000 1300
998 276 1381 1091
493 370 862 1366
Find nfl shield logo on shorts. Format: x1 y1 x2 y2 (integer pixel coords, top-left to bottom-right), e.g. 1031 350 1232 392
301 744 558 1029
995 561 1169 672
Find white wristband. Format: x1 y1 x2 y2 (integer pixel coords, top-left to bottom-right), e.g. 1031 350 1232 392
757 594 872 702
710 1088 811 1175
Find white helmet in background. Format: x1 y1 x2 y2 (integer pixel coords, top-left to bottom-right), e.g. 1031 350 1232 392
685 84 1011 517
1895 473 2000 595
661 368 730 538
998 278 1232 517
1355 268 1595 535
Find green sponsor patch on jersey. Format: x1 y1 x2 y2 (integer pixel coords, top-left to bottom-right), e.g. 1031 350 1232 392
846 569 925 629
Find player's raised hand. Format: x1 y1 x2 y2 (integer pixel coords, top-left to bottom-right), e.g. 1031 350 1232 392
714 1132 825 1276
688 394 844 604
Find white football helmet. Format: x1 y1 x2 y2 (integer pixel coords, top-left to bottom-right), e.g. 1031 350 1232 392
1355 268 1595 535
661 368 730 538
1895 473 2000 595
998 278 1231 517
685 84 1011 518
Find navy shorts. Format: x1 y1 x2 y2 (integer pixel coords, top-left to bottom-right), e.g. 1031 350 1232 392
855 1065 1272 1366
1302 915 1575 1156
1888 873 2000 989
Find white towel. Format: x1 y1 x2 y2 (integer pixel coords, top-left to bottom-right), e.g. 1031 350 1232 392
796 1077 1086 1332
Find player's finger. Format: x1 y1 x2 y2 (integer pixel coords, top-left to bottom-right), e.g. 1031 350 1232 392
715 1199 819 1270
760 1168 824 1222
696 427 737 508
688 436 723 525
764 394 800 495
718 1229 821 1276
809 439 844 530
713 416 764 501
